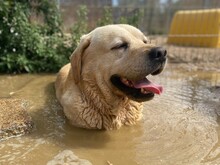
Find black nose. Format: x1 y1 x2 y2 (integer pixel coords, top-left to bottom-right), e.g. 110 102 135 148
149 47 167 61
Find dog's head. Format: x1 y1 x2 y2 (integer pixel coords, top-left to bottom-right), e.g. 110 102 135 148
70 24 167 102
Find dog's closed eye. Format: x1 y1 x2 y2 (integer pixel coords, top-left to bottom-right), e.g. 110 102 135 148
143 36 150 44
111 42 129 50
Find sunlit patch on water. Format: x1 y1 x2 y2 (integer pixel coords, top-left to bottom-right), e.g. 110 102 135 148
0 65 220 165
135 69 220 164
47 150 92 165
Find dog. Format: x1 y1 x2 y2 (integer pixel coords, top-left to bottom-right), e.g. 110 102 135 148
55 24 167 130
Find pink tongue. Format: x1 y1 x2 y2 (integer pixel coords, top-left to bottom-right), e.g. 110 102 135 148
133 78 163 95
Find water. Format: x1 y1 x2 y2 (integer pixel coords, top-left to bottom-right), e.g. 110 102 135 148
0 64 220 165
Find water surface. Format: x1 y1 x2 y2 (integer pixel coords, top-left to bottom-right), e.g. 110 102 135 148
0 64 220 165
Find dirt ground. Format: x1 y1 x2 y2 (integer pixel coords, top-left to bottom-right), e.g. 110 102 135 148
167 45 220 70
151 36 220 71
0 99 33 141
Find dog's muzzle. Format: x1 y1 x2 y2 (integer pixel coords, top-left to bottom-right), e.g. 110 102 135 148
110 47 167 102
148 47 167 75
149 47 167 62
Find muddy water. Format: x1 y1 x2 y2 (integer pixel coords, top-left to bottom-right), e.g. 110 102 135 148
0 64 220 165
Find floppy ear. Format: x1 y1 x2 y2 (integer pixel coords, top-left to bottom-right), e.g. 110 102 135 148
70 34 91 84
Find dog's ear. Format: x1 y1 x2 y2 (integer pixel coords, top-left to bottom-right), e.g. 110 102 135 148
70 34 91 84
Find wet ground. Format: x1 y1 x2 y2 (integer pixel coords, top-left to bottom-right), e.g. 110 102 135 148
0 64 220 165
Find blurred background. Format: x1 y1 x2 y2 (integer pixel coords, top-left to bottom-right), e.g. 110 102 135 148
0 0 220 73
59 0 219 34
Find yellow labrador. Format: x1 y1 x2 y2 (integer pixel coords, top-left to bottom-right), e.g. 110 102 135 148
55 24 167 130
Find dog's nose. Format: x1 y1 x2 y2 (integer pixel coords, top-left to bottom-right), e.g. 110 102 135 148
149 47 167 61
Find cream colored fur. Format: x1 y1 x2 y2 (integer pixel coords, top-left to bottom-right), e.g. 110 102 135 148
55 24 157 130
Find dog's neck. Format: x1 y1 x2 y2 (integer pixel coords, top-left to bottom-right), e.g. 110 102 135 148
78 77 143 130
80 78 127 115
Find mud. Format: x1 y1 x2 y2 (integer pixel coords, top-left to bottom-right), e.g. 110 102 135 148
0 64 219 165
0 99 33 141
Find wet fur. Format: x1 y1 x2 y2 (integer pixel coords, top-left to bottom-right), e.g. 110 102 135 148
55 24 160 130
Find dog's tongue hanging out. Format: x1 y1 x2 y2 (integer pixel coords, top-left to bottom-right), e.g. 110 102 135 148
133 78 163 95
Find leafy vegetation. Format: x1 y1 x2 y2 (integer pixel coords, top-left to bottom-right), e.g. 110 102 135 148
97 7 114 26
0 1 143 73
71 5 88 50
0 0 68 73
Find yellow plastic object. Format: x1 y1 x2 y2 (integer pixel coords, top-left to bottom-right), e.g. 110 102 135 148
167 9 220 48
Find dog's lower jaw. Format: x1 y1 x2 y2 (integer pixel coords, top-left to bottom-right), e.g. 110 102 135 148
79 81 143 130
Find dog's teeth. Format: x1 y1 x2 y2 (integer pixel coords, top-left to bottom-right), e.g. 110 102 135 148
121 78 127 82
121 78 128 84
125 80 129 86
128 81 133 87
141 88 150 94
121 77 135 87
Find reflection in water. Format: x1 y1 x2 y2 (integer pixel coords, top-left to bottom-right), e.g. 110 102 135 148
47 150 92 165
0 65 220 165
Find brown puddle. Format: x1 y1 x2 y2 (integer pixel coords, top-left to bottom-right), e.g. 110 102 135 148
0 64 220 165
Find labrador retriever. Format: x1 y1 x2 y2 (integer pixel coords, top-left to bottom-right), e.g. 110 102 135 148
55 24 167 130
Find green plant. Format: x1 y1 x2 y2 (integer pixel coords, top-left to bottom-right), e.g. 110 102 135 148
97 7 113 26
71 5 88 50
0 2 144 74
119 9 143 27
34 0 62 35
0 0 69 73
97 7 143 27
